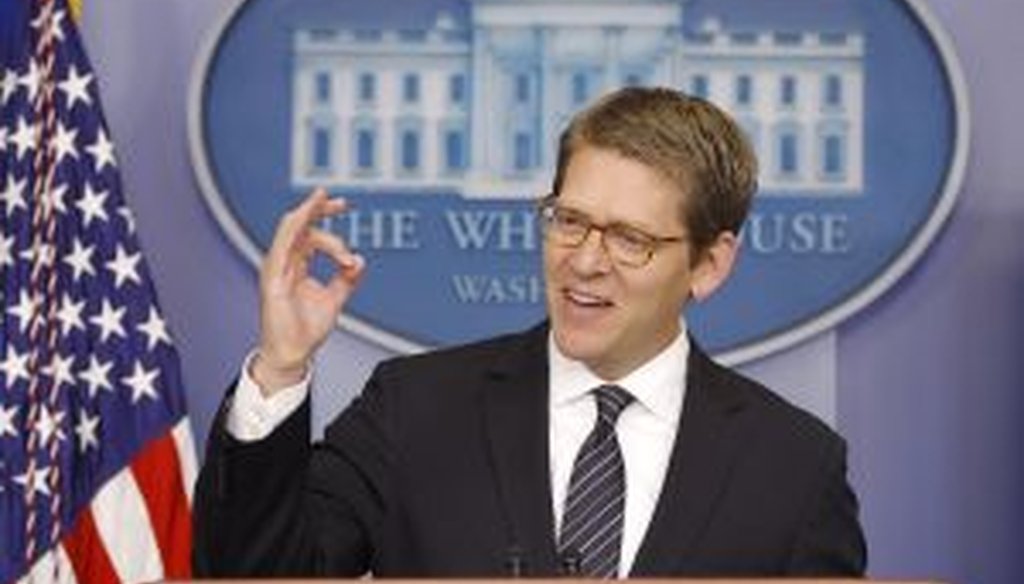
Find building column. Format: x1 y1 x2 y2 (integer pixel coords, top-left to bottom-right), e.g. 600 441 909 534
470 25 494 177
539 26 556 168
603 26 623 92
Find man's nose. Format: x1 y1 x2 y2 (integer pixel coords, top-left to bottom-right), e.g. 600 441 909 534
568 229 612 275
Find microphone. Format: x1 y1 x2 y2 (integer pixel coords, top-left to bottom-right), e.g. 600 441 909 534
504 545 525 578
559 549 582 576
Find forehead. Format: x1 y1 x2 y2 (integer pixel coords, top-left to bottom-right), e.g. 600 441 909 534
558 146 688 229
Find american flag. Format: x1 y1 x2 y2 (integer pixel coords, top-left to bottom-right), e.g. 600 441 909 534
1 1 196 582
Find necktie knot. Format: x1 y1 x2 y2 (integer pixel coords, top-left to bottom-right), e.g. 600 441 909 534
594 384 634 430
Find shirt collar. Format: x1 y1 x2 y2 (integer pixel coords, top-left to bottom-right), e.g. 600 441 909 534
548 325 690 425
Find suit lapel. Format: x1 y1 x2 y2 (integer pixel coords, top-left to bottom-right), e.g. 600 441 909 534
481 324 561 575
630 341 749 576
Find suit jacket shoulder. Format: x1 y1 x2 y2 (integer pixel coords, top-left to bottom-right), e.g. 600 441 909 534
635 342 866 576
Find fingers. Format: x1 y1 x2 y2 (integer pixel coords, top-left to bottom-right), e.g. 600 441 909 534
301 228 364 275
264 188 349 280
326 252 365 303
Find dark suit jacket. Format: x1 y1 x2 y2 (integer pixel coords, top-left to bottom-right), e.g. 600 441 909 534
193 323 866 577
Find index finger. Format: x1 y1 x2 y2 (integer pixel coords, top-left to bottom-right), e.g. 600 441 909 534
264 188 348 278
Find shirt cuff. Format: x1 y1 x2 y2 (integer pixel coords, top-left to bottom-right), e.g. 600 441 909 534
225 349 312 442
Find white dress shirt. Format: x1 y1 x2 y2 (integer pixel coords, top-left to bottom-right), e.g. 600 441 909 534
227 328 690 577
548 331 688 577
226 351 310 441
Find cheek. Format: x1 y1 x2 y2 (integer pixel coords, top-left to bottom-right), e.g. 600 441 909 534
628 269 691 315
542 244 567 278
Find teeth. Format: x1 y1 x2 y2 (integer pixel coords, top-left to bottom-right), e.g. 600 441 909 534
566 289 609 306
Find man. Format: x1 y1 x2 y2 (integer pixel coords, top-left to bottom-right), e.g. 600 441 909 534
193 87 867 578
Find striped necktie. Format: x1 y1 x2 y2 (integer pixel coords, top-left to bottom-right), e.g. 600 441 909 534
558 384 635 578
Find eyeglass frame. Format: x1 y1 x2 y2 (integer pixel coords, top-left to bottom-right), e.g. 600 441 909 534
536 193 688 268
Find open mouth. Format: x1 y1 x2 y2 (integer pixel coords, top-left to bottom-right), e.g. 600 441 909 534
563 288 614 308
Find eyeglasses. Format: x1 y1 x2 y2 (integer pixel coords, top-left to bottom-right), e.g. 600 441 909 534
536 194 687 268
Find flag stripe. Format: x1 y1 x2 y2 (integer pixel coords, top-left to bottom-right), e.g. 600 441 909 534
18 545 77 584
130 432 192 578
63 512 118 584
172 419 198 506
90 469 165 583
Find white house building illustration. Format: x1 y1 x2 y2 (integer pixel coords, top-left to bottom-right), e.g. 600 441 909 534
290 0 864 198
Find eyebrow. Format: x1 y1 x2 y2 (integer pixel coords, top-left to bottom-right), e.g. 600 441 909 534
555 201 672 236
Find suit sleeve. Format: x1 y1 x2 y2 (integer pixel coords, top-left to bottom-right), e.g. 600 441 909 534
785 436 868 576
192 373 394 577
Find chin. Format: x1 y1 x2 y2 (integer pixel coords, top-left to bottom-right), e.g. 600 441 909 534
552 323 609 364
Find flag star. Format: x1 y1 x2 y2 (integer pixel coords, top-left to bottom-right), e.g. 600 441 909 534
19 60 41 103
8 116 36 160
0 68 20 104
0 346 31 386
55 293 87 336
58 64 93 110
7 289 39 335
106 244 142 288
42 183 69 215
90 299 127 343
30 5 66 40
137 307 173 351
122 361 160 404
14 465 52 498
34 406 67 445
76 183 109 228
0 232 14 268
47 10 68 42
74 410 101 452
1 175 28 216
19 242 55 266
50 121 79 165
85 127 117 173
0 124 7 153
63 237 97 281
79 355 114 399
43 352 77 391
0 403 18 438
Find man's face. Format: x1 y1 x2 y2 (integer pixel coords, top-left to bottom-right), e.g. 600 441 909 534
544 145 698 380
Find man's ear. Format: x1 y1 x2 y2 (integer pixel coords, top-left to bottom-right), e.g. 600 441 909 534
690 231 739 302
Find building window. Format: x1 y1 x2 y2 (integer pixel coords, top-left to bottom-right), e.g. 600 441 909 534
402 74 420 104
354 29 382 42
780 76 797 107
735 75 753 107
778 130 799 176
514 132 531 170
445 130 466 171
400 129 420 171
314 72 331 105
572 72 588 105
730 32 758 45
450 74 466 105
358 73 376 103
824 75 843 107
313 127 332 171
818 121 849 180
691 74 708 99
822 134 844 176
356 128 375 170
515 74 530 103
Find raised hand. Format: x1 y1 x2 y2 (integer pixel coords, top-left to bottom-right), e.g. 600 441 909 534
251 188 365 395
